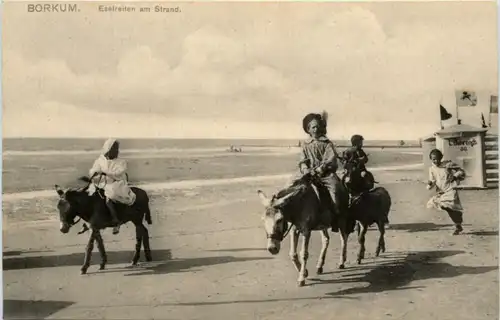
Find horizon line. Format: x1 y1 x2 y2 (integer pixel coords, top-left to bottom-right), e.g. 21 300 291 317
2 136 422 141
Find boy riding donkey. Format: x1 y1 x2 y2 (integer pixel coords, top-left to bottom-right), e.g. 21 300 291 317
284 111 347 232
341 134 375 195
86 138 137 235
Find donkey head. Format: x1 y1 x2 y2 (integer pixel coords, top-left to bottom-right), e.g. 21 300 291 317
54 185 86 234
256 190 296 255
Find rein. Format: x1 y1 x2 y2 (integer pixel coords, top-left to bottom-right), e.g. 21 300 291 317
71 217 82 226
282 222 293 239
87 173 107 200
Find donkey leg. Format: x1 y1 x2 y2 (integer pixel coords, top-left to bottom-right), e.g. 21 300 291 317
338 218 349 269
297 231 311 287
141 224 153 262
131 224 143 266
356 222 368 264
81 230 96 275
316 229 330 275
289 226 301 273
375 221 386 257
94 231 107 270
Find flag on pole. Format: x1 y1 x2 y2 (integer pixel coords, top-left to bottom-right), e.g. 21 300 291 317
481 113 488 128
490 95 498 114
455 90 478 107
440 104 452 120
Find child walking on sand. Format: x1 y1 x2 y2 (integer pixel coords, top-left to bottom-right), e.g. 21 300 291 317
426 149 466 235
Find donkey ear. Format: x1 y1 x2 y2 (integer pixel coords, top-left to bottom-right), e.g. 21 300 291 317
55 185 64 196
272 191 295 208
257 190 271 207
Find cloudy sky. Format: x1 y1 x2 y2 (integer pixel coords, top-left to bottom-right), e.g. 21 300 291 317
2 1 498 139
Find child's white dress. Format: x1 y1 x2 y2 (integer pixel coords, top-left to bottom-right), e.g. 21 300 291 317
426 161 465 212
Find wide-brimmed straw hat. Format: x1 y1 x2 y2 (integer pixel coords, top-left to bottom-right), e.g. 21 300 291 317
302 112 328 134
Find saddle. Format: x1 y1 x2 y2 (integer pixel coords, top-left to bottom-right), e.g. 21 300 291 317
342 168 376 193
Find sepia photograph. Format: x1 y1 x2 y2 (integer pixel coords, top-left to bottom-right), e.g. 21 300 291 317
1 1 498 319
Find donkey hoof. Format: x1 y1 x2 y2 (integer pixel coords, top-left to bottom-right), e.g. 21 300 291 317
357 259 362 265
338 264 345 269
304 269 309 278
80 268 88 275
316 267 323 275
99 265 106 270
297 280 306 287
146 255 153 262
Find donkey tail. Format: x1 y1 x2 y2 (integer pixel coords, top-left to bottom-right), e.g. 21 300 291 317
134 188 153 225
144 204 153 225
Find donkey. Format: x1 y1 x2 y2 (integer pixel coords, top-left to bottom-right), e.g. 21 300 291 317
347 187 391 264
341 164 392 265
256 173 353 287
54 177 153 275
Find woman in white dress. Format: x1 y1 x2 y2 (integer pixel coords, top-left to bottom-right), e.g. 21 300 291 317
88 138 136 234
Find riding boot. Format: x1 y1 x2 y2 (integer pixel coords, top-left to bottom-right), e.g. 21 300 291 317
106 199 120 235
320 177 342 233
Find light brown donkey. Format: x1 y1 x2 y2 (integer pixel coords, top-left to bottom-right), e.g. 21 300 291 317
256 173 352 287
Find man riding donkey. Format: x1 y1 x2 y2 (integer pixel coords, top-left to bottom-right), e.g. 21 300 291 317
87 138 137 235
284 111 346 232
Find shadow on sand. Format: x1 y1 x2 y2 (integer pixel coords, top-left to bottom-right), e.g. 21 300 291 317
388 222 455 233
2 249 172 271
389 223 498 237
4 299 74 319
157 249 497 306
3 249 54 257
322 250 497 296
206 248 268 253
467 230 499 237
123 255 273 276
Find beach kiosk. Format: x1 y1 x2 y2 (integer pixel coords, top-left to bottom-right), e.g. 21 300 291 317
434 123 489 189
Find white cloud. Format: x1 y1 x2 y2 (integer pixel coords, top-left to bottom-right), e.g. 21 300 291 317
2 3 497 139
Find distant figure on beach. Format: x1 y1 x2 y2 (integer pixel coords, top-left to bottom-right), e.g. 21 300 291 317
228 145 242 153
426 148 466 235
88 138 136 235
342 134 375 193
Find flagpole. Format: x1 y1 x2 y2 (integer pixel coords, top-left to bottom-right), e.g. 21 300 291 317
489 95 493 127
439 98 443 129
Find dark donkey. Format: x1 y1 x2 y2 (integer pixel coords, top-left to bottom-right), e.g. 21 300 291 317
54 176 153 274
256 172 354 287
341 164 391 265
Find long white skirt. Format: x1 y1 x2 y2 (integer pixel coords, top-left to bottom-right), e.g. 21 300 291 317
88 180 136 206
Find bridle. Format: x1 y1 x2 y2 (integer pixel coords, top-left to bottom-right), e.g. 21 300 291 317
267 220 293 241
58 196 82 227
